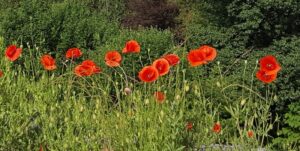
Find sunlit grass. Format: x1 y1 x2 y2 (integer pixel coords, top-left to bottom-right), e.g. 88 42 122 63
0 43 278 150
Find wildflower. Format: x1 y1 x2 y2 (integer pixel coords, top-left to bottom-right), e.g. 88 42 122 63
186 122 193 131
256 70 277 83
138 66 159 83
122 40 141 53
39 144 43 151
5 45 22 61
66 48 82 59
75 60 101 77
187 49 207 67
198 45 217 61
152 58 170 76
40 55 57 71
259 55 281 75
81 60 101 74
0 70 3 77
105 50 122 67
154 91 165 103
247 130 254 138
163 54 180 66
212 122 221 134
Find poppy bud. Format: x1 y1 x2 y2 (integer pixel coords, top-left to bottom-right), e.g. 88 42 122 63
241 99 247 106
145 99 150 105
216 81 221 87
124 87 132 95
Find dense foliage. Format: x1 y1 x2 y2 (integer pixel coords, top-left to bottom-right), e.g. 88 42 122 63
0 0 299 150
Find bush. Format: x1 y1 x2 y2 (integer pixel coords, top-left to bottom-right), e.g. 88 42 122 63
0 0 123 52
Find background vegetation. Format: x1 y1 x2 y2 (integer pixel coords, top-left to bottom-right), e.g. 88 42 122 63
0 0 299 150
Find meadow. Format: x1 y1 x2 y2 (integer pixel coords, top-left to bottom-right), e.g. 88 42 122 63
0 0 299 151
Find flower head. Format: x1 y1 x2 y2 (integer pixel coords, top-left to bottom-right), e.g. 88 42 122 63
186 122 193 131
198 45 217 61
212 122 221 134
40 55 57 71
163 54 180 66
105 50 122 67
154 91 165 103
66 48 82 59
247 130 254 138
0 70 3 78
5 45 22 61
122 40 141 54
138 66 159 83
75 60 101 77
187 49 207 67
152 58 170 76
259 55 281 75
256 70 277 83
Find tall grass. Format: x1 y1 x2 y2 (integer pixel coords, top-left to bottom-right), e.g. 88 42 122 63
0 39 279 150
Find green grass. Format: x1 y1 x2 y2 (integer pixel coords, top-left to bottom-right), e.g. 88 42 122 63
0 43 278 151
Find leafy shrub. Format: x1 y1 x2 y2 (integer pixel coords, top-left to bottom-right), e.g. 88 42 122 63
0 0 123 52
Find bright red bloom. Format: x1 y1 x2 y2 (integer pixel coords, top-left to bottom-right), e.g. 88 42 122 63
256 70 277 83
66 48 82 59
122 40 141 53
81 60 101 74
154 91 165 103
0 70 3 78
75 64 93 77
105 50 122 67
5 45 22 61
212 122 221 134
247 130 254 138
186 122 193 131
40 55 57 71
75 60 101 77
138 66 159 83
259 55 281 75
198 45 217 61
163 54 180 66
39 144 43 151
187 49 207 67
152 58 170 76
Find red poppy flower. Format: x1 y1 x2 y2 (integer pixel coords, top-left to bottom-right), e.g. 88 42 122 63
0 70 3 78
105 50 122 67
212 122 221 134
5 45 22 61
122 40 141 53
259 55 281 75
186 122 193 131
163 54 180 66
66 48 82 59
39 144 43 151
198 45 217 61
256 70 277 83
247 130 254 138
187 49 207 67
154 91 165 103
40 55 57 71
75 64 93 77
75 60 101 77
152 58 170 76
138 66 159 83
81 60 101 74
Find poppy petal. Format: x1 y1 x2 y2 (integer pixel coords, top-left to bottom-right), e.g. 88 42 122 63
138 66 159 83
152 58 170 76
